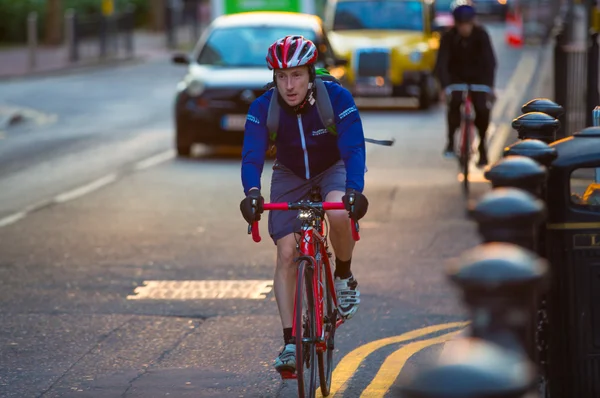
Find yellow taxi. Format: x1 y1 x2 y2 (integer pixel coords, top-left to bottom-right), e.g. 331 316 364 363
324 0 442 109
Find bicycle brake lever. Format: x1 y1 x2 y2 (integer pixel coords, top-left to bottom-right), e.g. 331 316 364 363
247 224 252 234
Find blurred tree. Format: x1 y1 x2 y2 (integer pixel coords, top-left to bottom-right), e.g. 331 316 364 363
45 0 62 45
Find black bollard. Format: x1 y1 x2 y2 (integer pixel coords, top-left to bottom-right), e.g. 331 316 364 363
399 338 537 398
447 242 548 360
503 139 558 169
484 155 547 198
512 112 560 144
521 98 564 119
501 141 555 258
469 188 546 251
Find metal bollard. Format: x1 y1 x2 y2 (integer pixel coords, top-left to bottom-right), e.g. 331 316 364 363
502 141 556 255
399 243 547 398
448 243 548 358
27 12 38 70
503 139 558 169
484 156 547 198
64 9 77 62
399 338 537 398
512 112 560 144
124 4 136 56
521 98 564 119
469 188 546 251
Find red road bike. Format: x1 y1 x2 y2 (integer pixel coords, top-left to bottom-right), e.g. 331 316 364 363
248 187 360 398
444 83 493 196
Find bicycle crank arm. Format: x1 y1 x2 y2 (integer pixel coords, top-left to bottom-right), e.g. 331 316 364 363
365 137 395 146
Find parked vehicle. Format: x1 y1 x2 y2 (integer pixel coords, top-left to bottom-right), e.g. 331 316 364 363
324 0 442 109
171 11 346 156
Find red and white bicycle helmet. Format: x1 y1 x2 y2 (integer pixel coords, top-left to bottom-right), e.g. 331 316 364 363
266 35 318 70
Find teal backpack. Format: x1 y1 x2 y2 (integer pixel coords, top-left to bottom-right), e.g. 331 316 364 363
266 68 341 143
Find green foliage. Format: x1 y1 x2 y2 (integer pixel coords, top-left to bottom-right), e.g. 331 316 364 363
0 0 151 43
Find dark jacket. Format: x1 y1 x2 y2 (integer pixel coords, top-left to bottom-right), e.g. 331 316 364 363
435 25 497 88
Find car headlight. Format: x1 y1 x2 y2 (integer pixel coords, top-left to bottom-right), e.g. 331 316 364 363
409 51 423 63
329 66 346 80
187 80 205 96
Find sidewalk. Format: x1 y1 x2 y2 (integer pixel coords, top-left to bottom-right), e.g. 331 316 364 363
0 26 203 80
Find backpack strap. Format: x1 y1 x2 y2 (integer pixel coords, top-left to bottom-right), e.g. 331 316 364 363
266 87 280 142
314 78 337 135
265 77 338 142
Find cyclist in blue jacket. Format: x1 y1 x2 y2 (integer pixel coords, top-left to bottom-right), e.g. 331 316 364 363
239 35 368 373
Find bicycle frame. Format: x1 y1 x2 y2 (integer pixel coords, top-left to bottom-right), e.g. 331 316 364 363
460 92 475 159
445 83 492 192
250 201 360 378
293 209 339 354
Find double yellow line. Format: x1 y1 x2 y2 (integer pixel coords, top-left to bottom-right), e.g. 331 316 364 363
316 321 468 397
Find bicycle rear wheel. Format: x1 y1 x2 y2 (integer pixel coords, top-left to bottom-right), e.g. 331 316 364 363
296 260 318 398
317 261 336 396
461 122 471 196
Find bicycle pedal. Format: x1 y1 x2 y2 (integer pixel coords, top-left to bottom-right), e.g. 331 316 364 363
279 370 297 380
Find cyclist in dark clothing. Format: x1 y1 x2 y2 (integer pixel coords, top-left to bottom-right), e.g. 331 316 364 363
435 2 497 166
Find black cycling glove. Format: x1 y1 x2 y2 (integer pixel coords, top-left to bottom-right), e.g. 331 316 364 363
240 189 264 224
342 189 369 221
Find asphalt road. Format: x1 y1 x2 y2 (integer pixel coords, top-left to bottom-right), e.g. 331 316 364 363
0 22 535 398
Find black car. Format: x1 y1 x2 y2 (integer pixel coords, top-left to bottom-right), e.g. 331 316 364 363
171 11 347 156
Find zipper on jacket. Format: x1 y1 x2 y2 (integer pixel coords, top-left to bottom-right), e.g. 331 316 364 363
297 115 310 179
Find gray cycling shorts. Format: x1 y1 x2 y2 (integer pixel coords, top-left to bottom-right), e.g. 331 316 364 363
268 160 346 245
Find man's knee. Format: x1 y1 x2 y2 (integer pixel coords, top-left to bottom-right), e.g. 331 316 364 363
276 234 298 268
324 190 350 231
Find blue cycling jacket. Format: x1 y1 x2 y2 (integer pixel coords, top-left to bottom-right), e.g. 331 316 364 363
241 81 366 196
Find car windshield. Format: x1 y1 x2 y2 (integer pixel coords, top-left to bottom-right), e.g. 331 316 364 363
197 26 317 67
333 0 424 31
434 0 454 11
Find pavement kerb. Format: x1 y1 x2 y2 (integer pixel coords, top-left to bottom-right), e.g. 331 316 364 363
0 54 154 83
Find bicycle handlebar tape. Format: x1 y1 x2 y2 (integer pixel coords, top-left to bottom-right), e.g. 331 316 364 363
251 222 261 242
351 220 360 241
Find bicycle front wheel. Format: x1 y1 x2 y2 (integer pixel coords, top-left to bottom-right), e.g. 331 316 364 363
296 260 318 398
461 122 470 196
317 261 336 396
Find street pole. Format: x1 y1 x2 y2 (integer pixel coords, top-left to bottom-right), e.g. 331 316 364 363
64 9 77 62
27 12 38 71
102 0 117 56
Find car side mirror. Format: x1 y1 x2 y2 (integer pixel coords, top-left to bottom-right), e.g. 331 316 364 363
334 58 349 67
172 53 190 65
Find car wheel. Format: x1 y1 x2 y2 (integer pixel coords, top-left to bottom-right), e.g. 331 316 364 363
175 118 193 157
176 141 192 157
418 78 431 110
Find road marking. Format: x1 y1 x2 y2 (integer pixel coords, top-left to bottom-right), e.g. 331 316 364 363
127 280 274 300
134 149 175 171
457 169 489 183
317 321 468 397
360 329 463 397
0 212 26 228
488 124 512 165
486 51 539 162
438 325 470 358
53 173 118 203
490 52 538 123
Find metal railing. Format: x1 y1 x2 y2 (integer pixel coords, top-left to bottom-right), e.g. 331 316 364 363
553 2 600 137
